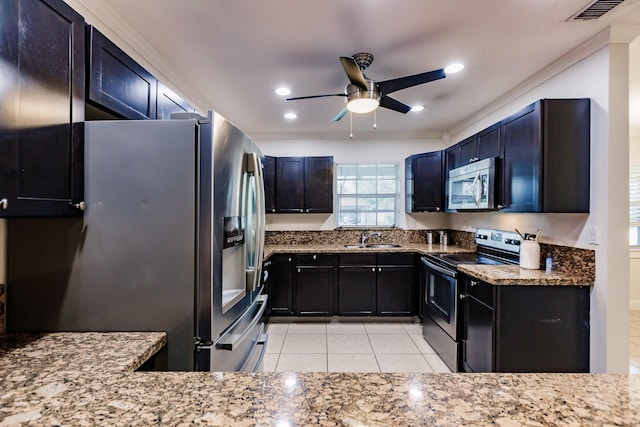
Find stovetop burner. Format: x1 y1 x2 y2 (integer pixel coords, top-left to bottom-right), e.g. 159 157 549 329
437 253 508 266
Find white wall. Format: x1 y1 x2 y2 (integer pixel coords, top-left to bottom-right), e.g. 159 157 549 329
256 137 449 231
447 42 629 373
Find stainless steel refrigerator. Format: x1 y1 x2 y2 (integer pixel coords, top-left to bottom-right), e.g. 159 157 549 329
6 111 267 372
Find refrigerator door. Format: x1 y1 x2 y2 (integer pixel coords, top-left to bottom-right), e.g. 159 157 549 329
196 112 266 352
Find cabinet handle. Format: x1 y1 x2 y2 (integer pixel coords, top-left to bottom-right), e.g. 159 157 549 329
378 267 382 272
459 294 467 300
371 268 375 272
299 209 303 212
297 268 301 273
436 207 440 212
288 257 292 262
497 205 505 210
313 254 317 260
272 209 276 213
73 201 86 211
470 280 478 287
0 198 7 210
306 209 309 213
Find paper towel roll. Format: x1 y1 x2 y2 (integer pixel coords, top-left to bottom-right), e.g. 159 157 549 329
520 240 540 270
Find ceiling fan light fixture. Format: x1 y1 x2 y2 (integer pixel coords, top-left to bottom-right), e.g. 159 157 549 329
347 98 379 113
444 63 464 74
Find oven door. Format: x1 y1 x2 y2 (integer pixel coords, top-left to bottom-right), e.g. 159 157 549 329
421 257 458 340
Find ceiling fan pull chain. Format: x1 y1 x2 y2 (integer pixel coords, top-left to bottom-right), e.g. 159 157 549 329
373 109 377 129
350 112 354 139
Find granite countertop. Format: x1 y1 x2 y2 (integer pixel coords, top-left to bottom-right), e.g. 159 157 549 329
265 244 593 286
1 332 639 426
458 264 593 286
264 243 474 259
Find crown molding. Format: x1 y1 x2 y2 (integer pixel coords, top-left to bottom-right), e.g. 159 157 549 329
446 27 612 141
66 0 208 113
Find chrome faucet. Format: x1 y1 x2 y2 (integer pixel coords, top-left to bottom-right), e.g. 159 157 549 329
361 231 381 245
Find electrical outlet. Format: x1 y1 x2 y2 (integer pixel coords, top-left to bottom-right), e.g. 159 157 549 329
588 225 599 245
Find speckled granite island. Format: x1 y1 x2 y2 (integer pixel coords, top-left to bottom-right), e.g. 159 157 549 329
1 332 639 426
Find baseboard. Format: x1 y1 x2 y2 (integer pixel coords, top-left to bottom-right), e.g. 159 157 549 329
631 300 640 311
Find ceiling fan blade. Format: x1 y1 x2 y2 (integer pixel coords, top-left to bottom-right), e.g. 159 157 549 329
286 93 346 101
377 68 445 95
340 57 368 89
379 96 411 114
331 107 348 122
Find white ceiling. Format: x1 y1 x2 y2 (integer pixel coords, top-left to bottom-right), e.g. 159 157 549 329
78 0 640 140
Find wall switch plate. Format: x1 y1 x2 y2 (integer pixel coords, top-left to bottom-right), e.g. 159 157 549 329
588 225 599 245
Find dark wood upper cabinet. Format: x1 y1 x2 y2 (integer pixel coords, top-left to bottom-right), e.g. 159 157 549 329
405 151 444 212
267 156 334 213
156 82 194 120
262 155 276 213
446 124 501 170
275 157 305 213
500 99 590 213
0 0 85 217
304 156 333 213
87 26 157 120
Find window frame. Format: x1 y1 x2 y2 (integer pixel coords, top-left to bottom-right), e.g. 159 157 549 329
335 162 400 228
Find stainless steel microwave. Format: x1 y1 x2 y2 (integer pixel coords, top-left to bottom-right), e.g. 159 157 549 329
447 157 496 210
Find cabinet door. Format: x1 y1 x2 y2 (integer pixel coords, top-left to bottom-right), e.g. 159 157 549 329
295 266 334 315
0 0 85 217
500 102 541 212
462 294 494 372
476 124 501 160
411 151 444 212
156 82 193 119
304 156 334 213
262 156 276 213
376 266 413 315
269 255 294 315
339 266 376 315
87 26 157 120
457 136 476 165
275 157 304 212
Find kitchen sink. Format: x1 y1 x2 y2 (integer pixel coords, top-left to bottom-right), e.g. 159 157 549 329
343 244 402 249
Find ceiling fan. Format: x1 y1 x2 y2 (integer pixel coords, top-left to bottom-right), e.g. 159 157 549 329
286 52 446 122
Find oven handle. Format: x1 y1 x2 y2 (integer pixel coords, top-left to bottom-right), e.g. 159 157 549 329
421 257 457 278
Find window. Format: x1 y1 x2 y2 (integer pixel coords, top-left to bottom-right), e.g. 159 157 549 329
631 166 640 246
336 163 399 227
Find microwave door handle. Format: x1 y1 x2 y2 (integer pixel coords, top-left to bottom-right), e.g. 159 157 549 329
472 171 481 207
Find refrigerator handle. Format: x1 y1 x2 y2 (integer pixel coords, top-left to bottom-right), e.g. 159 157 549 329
248 152 266 293
216 295 267 350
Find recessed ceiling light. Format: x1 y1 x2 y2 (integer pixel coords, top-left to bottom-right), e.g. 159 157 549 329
284 112 297 119
444 63 464 74
411 105 425 112
275 87 291 96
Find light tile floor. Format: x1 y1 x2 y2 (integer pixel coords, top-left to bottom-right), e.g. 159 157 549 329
631 310 640 374
262 320 452 373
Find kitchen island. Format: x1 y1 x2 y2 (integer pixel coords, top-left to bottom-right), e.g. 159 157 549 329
0 332 638 426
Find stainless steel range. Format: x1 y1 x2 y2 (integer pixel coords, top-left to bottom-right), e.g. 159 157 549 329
420 228 521 372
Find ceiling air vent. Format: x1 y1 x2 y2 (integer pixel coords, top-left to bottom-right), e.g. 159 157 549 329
570 0 625 20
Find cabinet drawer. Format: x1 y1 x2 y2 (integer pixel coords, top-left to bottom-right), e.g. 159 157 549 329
466 278 494 308
339 254 376 266
377 253 414 266
296 254 335 266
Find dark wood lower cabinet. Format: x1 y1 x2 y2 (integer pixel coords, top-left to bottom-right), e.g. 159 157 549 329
377 266 413 315
339 254 377 315
460 274 590 373
267 252 417 318
268 254 294 315
295 266 334 315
